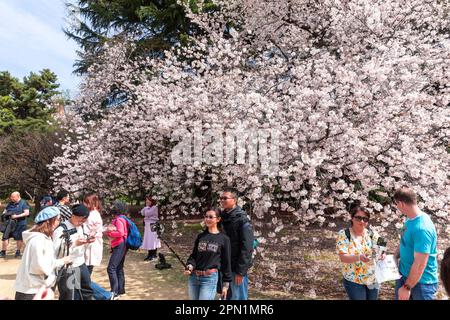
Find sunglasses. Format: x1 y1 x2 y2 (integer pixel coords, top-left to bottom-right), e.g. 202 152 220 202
219 197 233 200
353 216 369 223
204 215 218 219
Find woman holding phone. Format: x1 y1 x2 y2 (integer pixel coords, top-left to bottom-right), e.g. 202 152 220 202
336 204 382 300
184 208 232 300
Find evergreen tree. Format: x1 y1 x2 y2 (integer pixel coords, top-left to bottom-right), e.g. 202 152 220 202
0 69 60 134
65 0 210 74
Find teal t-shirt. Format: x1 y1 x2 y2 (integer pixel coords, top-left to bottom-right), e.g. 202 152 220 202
399 213 438 284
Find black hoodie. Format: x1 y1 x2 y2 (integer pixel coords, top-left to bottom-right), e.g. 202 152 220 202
220 206 254 276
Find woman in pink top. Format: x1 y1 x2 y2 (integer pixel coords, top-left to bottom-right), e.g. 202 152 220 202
141 196 161 261
83 193 104 274
103 200 129 296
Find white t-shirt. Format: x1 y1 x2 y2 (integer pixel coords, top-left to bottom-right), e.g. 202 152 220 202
84 209 103 266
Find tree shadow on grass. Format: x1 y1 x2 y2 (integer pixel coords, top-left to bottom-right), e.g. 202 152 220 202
0 274 17 281
92 244 189 300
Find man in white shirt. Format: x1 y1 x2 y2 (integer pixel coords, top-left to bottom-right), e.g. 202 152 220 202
53 204 95 300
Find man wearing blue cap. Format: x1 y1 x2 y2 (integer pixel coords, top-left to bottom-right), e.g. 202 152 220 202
14 206 72 300
53 204 95 300
40 196 54 209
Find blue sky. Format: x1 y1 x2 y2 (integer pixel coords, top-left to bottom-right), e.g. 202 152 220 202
0 0 81 96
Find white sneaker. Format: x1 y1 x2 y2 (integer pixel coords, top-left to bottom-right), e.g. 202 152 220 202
110 292 120 300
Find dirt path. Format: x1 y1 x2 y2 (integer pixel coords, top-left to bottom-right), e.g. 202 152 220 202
0 245 189 300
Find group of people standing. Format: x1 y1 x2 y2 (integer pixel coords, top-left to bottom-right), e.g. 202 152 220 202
336 186 448 300
2 189 254 301
15 186 449 301
3 190 137 300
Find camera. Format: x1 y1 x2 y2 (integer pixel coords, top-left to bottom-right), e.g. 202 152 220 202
374 236 387 258
150 222 164 237
377 237 387 247
1 211 13 222
60 228 77 239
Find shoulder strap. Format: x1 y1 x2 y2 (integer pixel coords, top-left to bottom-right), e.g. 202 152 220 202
345 228 351 242
118 215 129 238
58 222 68 232
345 228 374 242
119 215 130 227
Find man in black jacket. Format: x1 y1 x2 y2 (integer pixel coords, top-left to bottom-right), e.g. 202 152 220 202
219 188 254 300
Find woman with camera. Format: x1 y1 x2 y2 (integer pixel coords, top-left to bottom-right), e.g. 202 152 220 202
140 195 161 261
336 204 383 300
184 208 232 300
14 206 72 300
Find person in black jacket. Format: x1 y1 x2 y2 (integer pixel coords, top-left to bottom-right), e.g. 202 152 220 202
184 209 232 300
441 247 450 297
219 189 254 300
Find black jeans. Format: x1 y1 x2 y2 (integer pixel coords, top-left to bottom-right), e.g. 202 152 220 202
87 265 94 275
107 241 127 295
57 263 94 300
15 292 35 300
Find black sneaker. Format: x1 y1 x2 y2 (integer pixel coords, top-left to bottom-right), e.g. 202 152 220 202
15 251 22 258
0 251 5 258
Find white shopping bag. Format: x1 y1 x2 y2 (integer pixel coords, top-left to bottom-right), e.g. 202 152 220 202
375 254 401 283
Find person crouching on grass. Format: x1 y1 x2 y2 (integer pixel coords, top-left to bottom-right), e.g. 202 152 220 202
14 206 72 300
184 208 232 300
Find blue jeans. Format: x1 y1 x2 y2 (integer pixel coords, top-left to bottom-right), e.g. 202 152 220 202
107 241 127 295
395 276 438 300
87 266 112 300
343 278 379 300
188 272 218 300
228 273 249 300
91 281 112 300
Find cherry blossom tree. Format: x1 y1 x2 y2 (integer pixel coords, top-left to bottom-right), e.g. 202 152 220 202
51 0 449 247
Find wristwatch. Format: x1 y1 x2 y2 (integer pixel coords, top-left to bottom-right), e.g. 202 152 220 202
403 283 411 291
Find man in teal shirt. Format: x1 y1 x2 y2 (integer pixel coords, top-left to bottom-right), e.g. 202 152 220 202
394 187 438 300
